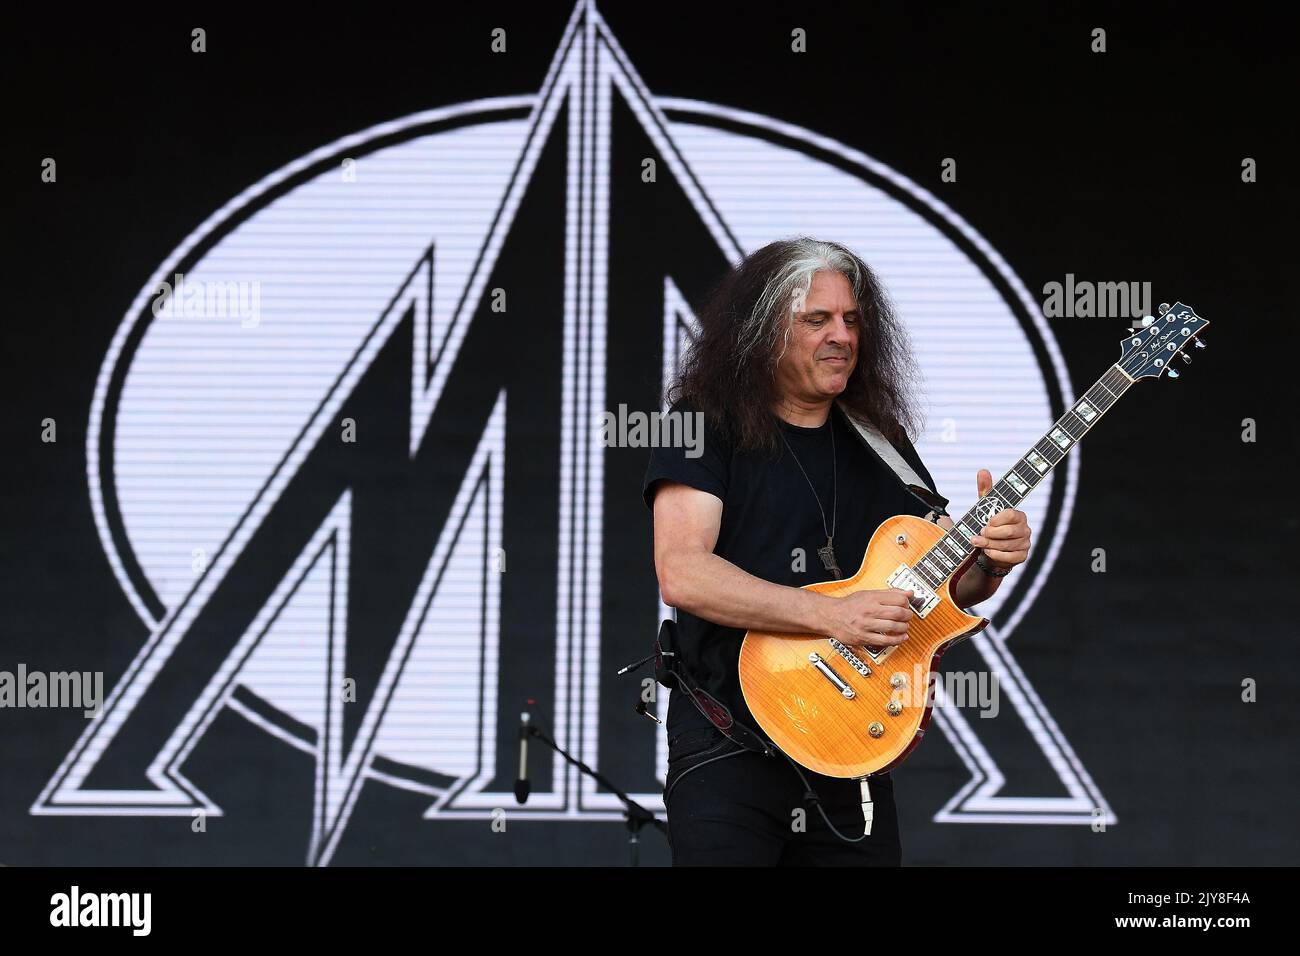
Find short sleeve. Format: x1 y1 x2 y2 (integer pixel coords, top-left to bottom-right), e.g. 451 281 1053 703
641 405 731 510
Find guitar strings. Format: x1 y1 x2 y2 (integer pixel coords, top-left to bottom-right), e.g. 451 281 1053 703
911 363 1133 588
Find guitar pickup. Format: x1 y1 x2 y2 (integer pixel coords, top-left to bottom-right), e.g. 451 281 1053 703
885 564 941 619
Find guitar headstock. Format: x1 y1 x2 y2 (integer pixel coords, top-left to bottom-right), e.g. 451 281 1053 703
1118 302 1209 380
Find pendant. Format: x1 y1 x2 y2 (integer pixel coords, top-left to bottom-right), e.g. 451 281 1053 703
818 538 842 578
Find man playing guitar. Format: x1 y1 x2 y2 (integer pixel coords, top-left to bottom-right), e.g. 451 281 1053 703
643 237 1032 866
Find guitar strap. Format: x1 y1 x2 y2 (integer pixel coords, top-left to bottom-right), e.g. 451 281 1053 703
652 618 774 757
835 401 951 522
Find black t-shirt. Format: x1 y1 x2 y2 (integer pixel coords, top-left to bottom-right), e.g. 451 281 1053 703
642 403 946 738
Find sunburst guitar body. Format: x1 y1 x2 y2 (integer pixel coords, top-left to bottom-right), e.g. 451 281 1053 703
738 514 986 778
739 301 1210 778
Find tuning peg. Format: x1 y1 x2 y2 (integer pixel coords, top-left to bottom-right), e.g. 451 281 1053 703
1180 352 1192 364
1166 367 1180 379
1194 338 1206 349
1158 303 1171 315
1141 315 1155 327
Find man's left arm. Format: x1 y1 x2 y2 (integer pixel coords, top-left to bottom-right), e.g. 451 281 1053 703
941 468 1033 609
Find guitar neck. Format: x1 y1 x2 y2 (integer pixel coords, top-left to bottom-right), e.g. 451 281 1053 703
912 364 1136 590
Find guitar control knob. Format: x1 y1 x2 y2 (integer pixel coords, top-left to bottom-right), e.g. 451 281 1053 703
868 722 885 738
887 699 903 716
890 673 907 688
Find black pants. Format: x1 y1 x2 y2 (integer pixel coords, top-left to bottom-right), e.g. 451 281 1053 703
662 726 902 866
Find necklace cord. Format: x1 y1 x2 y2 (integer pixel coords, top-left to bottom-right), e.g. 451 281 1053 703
777 416 837 540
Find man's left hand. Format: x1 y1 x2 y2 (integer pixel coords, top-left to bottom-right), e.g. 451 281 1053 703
968 468 1031 570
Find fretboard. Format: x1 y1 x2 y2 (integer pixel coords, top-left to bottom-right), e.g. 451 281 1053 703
909 364 1135 592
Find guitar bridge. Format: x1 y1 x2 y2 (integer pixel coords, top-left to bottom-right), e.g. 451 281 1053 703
829 639 872 677
885 564 941 619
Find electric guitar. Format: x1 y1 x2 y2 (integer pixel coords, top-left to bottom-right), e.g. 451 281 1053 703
738 302 1209 778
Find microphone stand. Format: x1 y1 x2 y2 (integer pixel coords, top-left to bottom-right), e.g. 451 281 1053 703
523 722 668 866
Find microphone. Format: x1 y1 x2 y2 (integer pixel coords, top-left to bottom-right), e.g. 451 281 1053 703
514 710 531 804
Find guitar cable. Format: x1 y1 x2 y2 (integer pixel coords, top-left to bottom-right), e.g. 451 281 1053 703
776 749 873 844
662 735 875 845
524 661 878 846
635 621 878 846
662 746 749 805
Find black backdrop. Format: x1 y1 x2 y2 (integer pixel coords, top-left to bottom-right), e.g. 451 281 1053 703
2 2 1296 866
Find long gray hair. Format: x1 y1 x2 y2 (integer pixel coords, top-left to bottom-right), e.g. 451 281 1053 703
669 236 921 454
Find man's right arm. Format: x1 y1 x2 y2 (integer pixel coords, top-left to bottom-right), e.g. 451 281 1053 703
651 482 913 647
